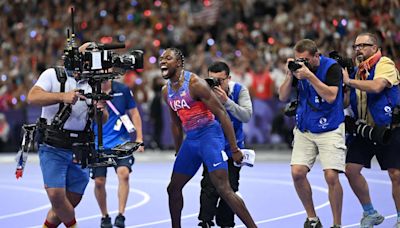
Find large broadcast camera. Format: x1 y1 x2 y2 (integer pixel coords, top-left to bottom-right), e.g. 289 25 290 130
345 116 391 145
63 8 144 168
63 9 143 79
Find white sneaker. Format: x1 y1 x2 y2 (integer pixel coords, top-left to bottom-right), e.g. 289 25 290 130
360 210 384 228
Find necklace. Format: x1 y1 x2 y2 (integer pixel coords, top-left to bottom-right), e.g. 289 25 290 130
172 70 184 85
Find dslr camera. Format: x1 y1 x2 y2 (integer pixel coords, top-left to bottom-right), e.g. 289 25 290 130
205 78 220 88
288 58 311 72
329 51 354 75
287 58 311 87
284 100 298 117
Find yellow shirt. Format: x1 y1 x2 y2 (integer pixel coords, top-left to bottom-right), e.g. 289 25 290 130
356 56 400 125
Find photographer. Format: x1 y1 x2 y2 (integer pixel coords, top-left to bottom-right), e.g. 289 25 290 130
279 39 345 228
91 80 144 228
343 32 400 228
198 61 253 228
27 42 109 228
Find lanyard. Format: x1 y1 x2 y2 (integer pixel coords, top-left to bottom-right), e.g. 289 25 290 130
106 100 120 116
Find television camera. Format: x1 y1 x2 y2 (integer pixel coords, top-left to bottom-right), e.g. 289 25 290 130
64 8 144 168
15 8 145 175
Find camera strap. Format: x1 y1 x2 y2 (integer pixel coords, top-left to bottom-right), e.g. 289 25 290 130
54 66 67 112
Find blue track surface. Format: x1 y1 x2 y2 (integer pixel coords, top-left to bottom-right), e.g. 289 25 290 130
0 157 396 228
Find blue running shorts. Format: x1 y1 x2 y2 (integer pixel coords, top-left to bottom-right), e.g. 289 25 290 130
173 122 228 176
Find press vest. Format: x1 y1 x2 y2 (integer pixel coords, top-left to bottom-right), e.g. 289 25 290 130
350 58 400 126
225 83 245 147
296 55 344 133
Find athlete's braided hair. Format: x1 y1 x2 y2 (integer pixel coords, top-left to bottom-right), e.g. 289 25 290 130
168 47 185 68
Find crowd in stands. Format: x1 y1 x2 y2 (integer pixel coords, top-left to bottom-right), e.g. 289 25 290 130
1 0 399 150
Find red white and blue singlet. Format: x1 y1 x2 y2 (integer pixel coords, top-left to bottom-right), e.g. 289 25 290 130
167 71 228 176
167 71 215 132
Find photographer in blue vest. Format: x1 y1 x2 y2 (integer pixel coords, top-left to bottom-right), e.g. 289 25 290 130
279 39 345 228
343 32 400 228
27 42 109 228
198 61 253 228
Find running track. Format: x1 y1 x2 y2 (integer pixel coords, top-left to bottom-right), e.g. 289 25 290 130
0 151 396 228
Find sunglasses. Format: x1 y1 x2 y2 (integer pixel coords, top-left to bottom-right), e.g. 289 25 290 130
352 43 374 50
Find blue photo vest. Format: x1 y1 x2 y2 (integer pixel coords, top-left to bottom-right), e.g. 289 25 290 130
350 58 400 126
296 55 344 133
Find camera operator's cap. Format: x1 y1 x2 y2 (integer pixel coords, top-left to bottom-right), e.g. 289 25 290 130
234 149 255 167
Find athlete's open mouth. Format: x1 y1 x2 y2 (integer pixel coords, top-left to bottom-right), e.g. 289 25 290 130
161 66 168 77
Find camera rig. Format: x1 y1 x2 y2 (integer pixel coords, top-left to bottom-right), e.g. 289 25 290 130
15 7 145 175
64 7 144 168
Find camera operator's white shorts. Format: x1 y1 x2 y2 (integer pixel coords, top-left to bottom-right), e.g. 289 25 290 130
291 123 346 172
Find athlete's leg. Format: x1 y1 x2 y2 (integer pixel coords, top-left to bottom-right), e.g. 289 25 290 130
167 172 193 228
209 169 257 228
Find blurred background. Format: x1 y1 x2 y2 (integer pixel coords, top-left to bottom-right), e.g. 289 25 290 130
1 0 399 152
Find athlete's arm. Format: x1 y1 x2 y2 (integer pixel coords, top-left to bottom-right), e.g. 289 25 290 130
162 85 183 154
190 75 243 162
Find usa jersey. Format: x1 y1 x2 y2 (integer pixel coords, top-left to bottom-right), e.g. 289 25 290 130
167 71 214 132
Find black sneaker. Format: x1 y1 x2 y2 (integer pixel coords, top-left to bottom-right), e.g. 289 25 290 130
197 220 215 227
114 213 126 228
304 217 323 228
100 214 112 228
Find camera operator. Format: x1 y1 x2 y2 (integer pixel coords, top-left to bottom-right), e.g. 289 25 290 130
198 61 253 228
279 39 345 228
91 79 144 228
27 42 109 228
343 32 400 228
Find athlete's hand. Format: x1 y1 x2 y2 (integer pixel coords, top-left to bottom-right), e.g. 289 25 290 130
232 148 243 164
62 89 84 105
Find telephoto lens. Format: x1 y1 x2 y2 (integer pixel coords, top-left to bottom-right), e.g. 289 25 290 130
355 122 391 145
